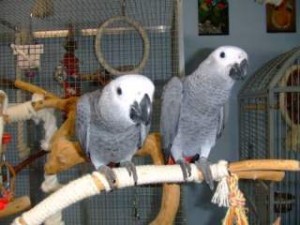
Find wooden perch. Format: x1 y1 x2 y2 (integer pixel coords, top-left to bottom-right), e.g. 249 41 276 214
0 196 31 218
229 159 299 172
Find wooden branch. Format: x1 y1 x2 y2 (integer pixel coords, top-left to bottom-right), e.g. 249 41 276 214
14 150 48 174
0 196 31 218
31 97 78 112
229 159 299 172
14 80 59 99
233 170 285 182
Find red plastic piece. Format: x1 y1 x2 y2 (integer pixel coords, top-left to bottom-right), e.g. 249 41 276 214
0 195 10 211
2 133 11 145
63 52 79 77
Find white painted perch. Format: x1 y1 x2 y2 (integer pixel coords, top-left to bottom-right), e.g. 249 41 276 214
10 159 300 225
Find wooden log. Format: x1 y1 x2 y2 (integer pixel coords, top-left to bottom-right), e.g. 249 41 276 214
14 80 59 99
234 170 285 182
229 159 300 172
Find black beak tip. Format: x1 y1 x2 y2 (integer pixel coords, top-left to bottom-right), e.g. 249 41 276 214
229 59 249 80
130 94 152 125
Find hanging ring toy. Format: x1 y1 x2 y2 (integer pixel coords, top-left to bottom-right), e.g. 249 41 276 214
95 16 150 75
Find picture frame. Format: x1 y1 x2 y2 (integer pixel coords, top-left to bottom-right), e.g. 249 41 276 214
198 0 229 35
266 0 296 33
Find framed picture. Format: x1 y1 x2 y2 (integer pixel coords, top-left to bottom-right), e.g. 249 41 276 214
198 0 229 35
266 0 296 33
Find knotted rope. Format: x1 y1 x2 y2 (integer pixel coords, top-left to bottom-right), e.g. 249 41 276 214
222 174 248 225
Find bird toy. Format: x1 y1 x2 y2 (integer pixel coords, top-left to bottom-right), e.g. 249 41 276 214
60 24 80 98
0 133 14 211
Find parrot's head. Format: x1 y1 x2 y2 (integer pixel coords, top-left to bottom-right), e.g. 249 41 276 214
99 74 155 128
207 46 249 82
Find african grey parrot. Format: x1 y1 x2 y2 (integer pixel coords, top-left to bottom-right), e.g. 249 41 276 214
76 74 155 188
160 46 248 190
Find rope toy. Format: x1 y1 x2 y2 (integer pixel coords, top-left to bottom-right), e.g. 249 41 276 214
211 160 230 207
222 174 248 225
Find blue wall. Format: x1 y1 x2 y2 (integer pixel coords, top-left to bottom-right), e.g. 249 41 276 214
182 1 300 224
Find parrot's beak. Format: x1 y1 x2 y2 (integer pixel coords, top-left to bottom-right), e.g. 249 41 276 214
130 94 152 125
229 59 248 80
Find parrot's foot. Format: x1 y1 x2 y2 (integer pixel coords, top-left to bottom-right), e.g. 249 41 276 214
196 157 214 190
176 159 191 181
98 165 117 190
120 161 138 185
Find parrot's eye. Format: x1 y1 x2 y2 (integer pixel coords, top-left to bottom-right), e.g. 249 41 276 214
117 87 122 95
220 52 226 58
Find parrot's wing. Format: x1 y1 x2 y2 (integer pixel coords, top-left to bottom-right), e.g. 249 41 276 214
216 106 226 139
76 94 91 154
160 76 183 160
138 123 150 149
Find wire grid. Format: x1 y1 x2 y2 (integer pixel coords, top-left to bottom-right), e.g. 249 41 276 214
239 96 269 225
239 48 300 225
240 47 300 95
0 0 183 224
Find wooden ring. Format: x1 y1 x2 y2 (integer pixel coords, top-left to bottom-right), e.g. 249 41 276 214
95 16 150 75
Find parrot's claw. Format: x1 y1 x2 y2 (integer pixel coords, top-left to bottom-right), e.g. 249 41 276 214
121 161 138 185
176 159 192 181
98 165 117 190
196 157 214 190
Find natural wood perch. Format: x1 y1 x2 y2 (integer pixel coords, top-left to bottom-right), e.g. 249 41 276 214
0 196 31 219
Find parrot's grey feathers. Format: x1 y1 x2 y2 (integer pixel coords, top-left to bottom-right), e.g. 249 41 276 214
160 76 183 161
76 91 94 153
139 123 150 149
76 74 155 171
216 106 225 139
160 46 249 189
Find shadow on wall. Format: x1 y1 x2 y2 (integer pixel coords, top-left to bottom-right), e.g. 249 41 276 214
185 48 213 75
184 183 227 225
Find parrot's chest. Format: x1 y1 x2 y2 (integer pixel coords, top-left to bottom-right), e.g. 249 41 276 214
89 123 139 163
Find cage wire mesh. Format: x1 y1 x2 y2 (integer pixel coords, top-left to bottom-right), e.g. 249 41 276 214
239 47 300 225
0 0 185 224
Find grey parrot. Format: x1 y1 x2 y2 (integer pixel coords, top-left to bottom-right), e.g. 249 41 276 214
160 46 248 190
76 74 155 188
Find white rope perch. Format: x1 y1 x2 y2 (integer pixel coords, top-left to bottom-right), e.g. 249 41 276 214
6 102 37 122
5 93 57 151
6 100 37 158
31 93 57 151
211 160 230 207
41 174 63 194
11 163 229 225
0 90 8 155
41 174 64 225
